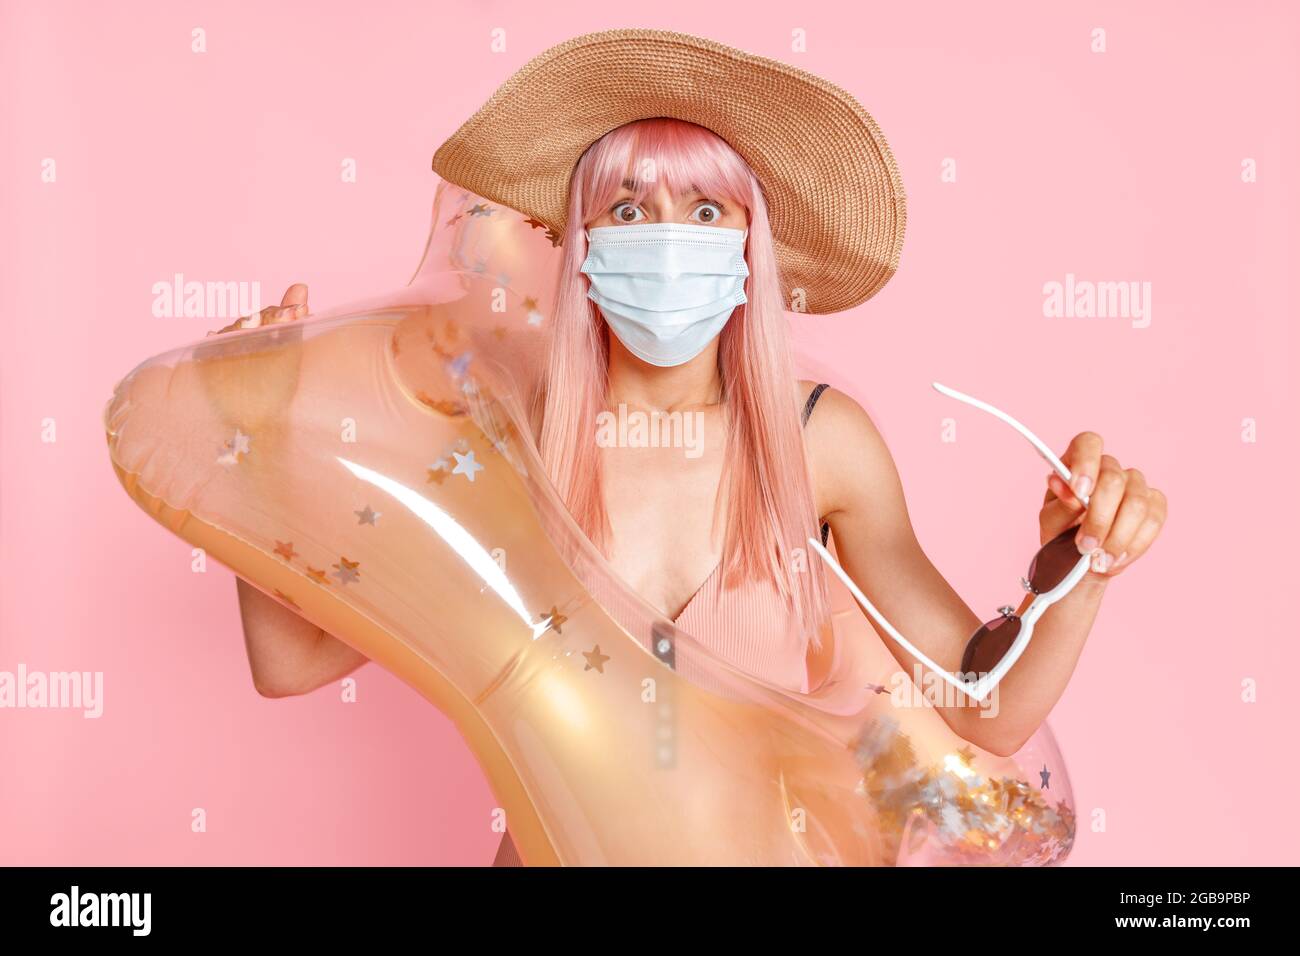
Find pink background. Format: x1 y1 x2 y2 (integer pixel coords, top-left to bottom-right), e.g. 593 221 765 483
2 0 1297 865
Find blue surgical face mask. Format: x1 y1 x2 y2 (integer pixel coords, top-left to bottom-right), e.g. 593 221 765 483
580 221 749 367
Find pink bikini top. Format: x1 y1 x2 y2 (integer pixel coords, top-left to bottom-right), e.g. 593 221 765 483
670 384 832 695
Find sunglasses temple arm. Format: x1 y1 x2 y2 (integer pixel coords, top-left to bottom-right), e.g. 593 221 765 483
975 551 1095 697
931 381 1091 508
807 537 982 701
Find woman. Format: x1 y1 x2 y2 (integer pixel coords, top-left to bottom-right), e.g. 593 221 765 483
222 30 1166 866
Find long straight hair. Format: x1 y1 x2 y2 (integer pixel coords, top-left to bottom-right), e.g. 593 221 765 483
535 117 829 643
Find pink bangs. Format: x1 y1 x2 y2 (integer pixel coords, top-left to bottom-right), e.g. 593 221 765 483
574 118 758 228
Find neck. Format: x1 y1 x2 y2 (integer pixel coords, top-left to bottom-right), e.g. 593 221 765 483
605 333 723 411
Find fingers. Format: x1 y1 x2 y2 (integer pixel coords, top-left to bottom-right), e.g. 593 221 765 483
235 304 301 330
1094 468 1149 571
280 282 308 311
1045 473 1085 516
1041 473 1085 540
210 315 261 334
261 303 306 325
264 284 309 325
215 284 309 335
1060 431 1103 504
1045 431 1167 577
1110 487 1167 572
1074 454 1126 564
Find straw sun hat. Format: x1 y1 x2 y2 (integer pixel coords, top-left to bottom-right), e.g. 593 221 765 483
432 28 906 314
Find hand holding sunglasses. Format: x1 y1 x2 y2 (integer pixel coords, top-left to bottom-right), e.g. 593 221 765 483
810 381 1150 703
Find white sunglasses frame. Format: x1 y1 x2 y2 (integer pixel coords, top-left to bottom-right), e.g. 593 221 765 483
808 381 1094 703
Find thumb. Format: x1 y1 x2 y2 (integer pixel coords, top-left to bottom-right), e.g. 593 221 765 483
1047 472 1086 511
1041 474 1085 541
280 282 309 311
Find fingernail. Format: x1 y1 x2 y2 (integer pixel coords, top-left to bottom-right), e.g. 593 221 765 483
1077 534 1099 555
1114 551 1129 567
1072 474 1093 498
1092 551 1113 573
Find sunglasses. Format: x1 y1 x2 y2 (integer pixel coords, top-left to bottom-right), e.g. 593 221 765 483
809 382 1093 703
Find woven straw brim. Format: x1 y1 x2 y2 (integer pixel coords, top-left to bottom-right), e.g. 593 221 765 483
432 28 906 315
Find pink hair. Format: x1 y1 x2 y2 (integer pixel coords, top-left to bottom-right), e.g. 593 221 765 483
535 118 830 643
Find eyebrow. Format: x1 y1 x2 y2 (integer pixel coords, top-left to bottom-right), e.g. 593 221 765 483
618 178 708 197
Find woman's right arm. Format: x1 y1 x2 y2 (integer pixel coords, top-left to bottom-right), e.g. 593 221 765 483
218 283 370 698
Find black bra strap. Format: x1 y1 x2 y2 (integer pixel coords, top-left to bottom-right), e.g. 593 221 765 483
801 382 830 428
800 384 833 546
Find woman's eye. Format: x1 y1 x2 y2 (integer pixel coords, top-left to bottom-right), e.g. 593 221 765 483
690 202 724 224
612 202 644 223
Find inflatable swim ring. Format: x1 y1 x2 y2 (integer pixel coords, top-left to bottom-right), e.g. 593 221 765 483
103 180 1076 865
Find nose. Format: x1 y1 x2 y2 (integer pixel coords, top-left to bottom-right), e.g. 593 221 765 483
643 184 676 221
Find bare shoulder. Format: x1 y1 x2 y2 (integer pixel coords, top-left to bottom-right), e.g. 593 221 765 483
798 383 905 520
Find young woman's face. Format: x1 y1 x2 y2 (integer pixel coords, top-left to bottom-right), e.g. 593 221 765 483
592 180 748 231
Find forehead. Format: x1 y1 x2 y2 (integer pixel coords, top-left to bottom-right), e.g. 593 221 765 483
619 177 710 196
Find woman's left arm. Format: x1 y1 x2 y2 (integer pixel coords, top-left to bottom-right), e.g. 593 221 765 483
806 388 1167 756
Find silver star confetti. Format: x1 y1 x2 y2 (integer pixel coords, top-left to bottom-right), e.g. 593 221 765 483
331 557 361 586
452 450 483 482
216 428 251 466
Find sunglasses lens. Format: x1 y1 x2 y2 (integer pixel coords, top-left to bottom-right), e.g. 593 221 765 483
960 614 1022 679
1027 526 1083 594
